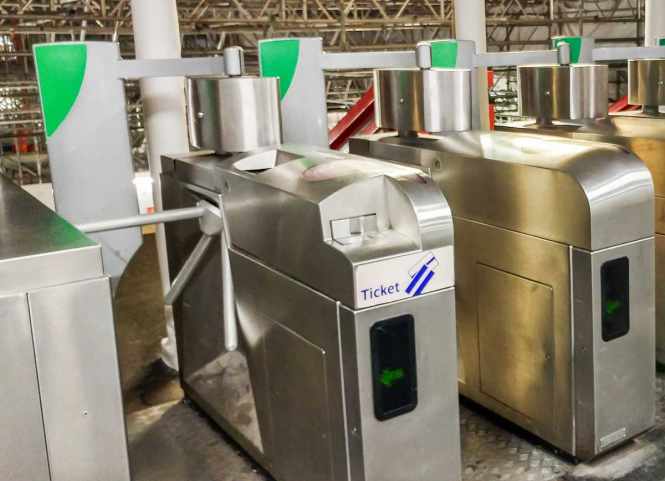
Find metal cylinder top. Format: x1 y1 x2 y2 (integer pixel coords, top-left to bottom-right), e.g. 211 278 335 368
186 76 282 154
628 59 665 108
517 64 608 121
374 68 472 134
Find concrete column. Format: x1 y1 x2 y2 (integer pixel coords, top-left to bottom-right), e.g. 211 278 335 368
453 0 487 53
131 0 189 370
645 0 665 46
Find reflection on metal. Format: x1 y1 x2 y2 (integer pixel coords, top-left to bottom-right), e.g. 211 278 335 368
161 146 461 481
186 76 282 154
351 130 655 461
518 64 608 121
374 68 471 133
628 59 665 110
502 113 665 364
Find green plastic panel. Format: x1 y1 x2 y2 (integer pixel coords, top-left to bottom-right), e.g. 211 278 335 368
34 44 87 137
259 39 300 100
430 40 459 68
552 36 583 64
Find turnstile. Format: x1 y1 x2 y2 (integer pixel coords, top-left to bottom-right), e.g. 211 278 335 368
502 59 665 364
161 72 462 481
350 67 656 460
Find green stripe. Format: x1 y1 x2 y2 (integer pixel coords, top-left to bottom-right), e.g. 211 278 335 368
259 39 300 100
660 38 665 47
35 44 87 137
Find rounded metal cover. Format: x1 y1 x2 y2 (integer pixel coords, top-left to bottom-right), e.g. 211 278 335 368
518 64 608 121
628 59 665 107
186 76 282 154
374 68 471 133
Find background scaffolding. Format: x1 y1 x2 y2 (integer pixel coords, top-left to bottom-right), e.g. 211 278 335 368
0 0 648 181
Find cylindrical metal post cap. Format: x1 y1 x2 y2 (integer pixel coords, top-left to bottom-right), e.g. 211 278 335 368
374 68 471 133
517 64 608 121
186 76 282 154
628 59 665 107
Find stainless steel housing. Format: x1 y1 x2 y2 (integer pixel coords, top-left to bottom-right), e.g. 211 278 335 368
161 145 462 481
0 176 130 481
351 130 656 460
186 76 282 153
628 59 665 108
518 64 609 121
374 68 471 133
504 113 665 365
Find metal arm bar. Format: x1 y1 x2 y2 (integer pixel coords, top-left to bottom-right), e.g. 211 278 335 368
164 233 213 306
116 56 226 80
475 49 559 68
593 46 665 62
76 206 206 233
321 51 416 70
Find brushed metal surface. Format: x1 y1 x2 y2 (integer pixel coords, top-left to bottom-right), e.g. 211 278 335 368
164 145 453 309
162 146 460 481
351 132 655 459
476 264 555 423
454 218 573 454
629 59 665 107
518 64 608 121
0 293 50 481
374 68 471 133
572 239 655 460
340 289 461 481
29 278 131 481
186 76 282 153
351 132 653 251
266 323 333 481
501 115 665 363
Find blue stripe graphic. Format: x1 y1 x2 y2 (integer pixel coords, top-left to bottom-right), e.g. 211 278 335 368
406 265 428 294
414 270 435 296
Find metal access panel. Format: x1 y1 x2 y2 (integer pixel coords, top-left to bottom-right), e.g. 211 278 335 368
0 293 50 481
29 278 131 481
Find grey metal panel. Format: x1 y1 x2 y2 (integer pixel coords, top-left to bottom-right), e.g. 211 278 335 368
452 217 574 454
228 249 348 481
0 293 50 481
476 264 555 422
28 277 130 481
340 289 461 481
34 41 142 283
572 239 656 459
265 323 335 481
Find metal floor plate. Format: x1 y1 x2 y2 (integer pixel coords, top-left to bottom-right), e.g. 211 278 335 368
129 374 665 481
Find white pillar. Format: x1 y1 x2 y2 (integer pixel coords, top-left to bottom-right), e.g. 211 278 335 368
454 0 490 130
645 0 665 46
131 0 190 370
454 0 487 53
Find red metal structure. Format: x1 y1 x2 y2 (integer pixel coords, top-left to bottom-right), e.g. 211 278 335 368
609 96 641 113
328 87 377 150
